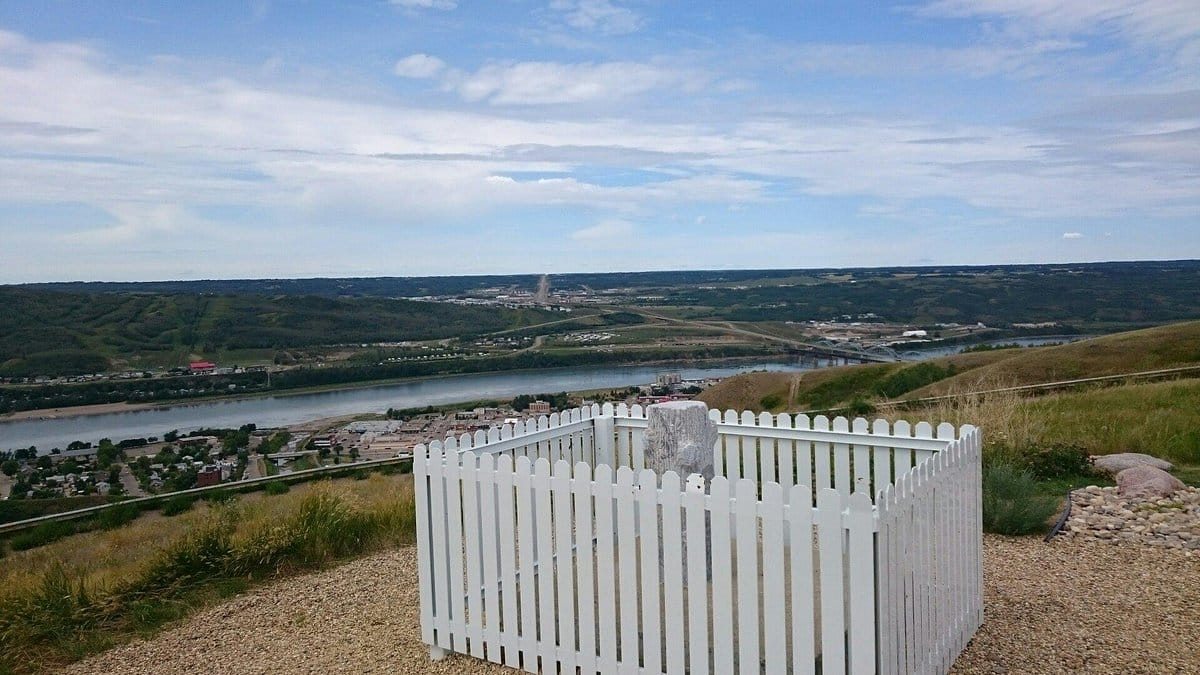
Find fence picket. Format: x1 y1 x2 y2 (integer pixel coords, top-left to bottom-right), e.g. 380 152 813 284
478 454 503 663
496 455 520 668
685 481 710 675
638 469 663 675
661 472 686 674
814 416 831 493
847 492 876 675
461 453 485 659
415 446 435 647
616 467 640 671
833 417 852 504
816 487 845 674
553 461 577 671
594 465 619 675
735 478 760 675
710 477 735 674
852 418 871 496
761 482 786 675
532 460 556 670
445 445 467 655
788 483 816 675
514 457 538 669
572 462 597 673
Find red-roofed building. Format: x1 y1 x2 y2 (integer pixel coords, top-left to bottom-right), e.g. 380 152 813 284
189 361 217 374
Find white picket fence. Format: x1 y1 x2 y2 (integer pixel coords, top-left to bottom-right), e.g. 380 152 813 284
415 403 982 674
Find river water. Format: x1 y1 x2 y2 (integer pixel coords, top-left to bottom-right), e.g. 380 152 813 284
0 335 1087 453
0 361 810 452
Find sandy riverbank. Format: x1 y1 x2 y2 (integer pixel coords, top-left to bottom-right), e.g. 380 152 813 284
1 401 160 421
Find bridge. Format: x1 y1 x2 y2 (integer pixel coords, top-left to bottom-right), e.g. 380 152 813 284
785 339 901 364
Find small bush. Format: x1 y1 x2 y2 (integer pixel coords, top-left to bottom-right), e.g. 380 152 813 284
847 397 876 416
1022 443 1095 480
263 481 289 496
97 503 140 530
981 462 1059 535
760 393 783 410
160 495 196 517
9 520 76 551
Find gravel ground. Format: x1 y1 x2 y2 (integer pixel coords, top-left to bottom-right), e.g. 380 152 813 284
952 535 1199 674
65 536 1198 675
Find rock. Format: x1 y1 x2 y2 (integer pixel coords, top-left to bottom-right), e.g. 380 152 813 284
1116 465 1186 500
643 401 717 482
1092 452 1174 475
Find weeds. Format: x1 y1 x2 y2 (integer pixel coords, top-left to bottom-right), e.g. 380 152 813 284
981 462 1060 536
263 480 289 496
160 495 196 517
0 474 417 674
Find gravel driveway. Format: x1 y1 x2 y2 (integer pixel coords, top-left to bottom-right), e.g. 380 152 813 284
65 536 1198 675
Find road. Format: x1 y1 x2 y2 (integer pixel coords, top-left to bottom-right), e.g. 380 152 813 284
117 464 145 497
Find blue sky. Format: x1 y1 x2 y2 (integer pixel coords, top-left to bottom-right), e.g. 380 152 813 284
1 1 1197 282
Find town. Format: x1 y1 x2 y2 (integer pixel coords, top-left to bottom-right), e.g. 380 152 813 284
0 374 710 501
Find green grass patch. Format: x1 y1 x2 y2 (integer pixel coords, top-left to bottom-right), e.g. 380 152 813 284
0 476 417 673
8 521 77 552
981 462 1060 536
160 495 195 517
263 480 289 495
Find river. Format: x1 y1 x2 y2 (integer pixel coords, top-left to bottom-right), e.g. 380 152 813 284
0 335 1089 453
0 361 811 452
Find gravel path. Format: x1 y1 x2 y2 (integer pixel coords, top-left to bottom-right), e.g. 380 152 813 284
66 536 1198 675
952 535 1199 674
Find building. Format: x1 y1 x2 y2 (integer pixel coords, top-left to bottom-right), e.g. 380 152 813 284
196 466 222 488
656 372 683 387
527 400 552 414
189 361 217 374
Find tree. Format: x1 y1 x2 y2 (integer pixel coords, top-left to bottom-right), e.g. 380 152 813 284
1 459 17 476
349 447 360 461
35 455 52 470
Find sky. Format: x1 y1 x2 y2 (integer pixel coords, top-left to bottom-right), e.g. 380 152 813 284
1 1 1198 282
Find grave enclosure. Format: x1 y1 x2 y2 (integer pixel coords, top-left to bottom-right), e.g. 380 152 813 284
415 402 983 674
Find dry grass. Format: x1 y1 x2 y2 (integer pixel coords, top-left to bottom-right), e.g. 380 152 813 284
908 320 1200 397
0 472 417 674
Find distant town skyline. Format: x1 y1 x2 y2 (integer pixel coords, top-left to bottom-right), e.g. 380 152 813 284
1 1 1198 282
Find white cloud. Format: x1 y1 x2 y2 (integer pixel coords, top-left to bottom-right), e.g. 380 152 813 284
446 60 701 105
550 0 644 35
394 53 447 79
571 219 635 240
918 0 1200 46
390 0 457 10
1062 232 1084 239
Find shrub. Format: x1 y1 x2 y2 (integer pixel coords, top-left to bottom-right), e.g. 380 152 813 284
263 481 289 496
1022 443 1095 480
847 397 876 416
160 495 196 517
759 393 784 410
9 520 76 551
981 462 1059 535
96 503 140 530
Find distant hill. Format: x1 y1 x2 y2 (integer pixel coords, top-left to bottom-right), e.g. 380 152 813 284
699 321 1200 413
20 259 1200 327
0 287 556 376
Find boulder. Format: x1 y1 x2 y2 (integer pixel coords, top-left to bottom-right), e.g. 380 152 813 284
1092 452 1174 476
1116 465 1186 500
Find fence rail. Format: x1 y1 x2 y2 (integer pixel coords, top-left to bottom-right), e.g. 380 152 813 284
416 404 983 674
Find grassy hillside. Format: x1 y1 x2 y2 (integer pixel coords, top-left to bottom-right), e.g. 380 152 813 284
0 474 416 673
905 321 1200 397
0 288 557 376
700 321 1200 414
699 349 1012 412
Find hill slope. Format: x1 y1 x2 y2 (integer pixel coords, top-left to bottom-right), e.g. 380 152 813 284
699 321 1200 413
0 288 556 376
